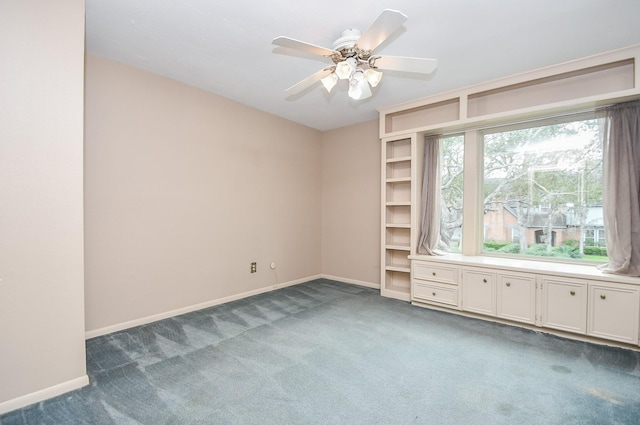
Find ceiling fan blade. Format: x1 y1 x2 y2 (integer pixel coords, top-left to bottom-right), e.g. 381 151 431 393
284 67 334 96
373 55 438 74
356 9 408 52
273 36 338 57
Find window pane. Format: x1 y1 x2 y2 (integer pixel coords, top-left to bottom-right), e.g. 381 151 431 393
482 118 606 262
440 135 464 252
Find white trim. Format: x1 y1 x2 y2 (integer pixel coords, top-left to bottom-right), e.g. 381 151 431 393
85 275 322 339
321 274 380 289
0 375 89 415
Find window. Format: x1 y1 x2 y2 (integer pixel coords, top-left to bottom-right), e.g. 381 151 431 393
439 135 465 252
481 117 606 262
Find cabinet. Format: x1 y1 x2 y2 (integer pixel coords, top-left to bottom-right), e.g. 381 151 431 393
381 136 417 301
461 268 496 316
412 262 460 308
496 272 536 325
541 277 588 334
409 255 640 347
588 283 640 344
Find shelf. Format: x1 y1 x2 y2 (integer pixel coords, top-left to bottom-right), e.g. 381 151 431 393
386 223 411 228
386 156 412 163
386 243 410 251
379 46 640 138
384 97 460 135
386 265 411 273
382 269 411 301
386 160 411 180
387 177 412 183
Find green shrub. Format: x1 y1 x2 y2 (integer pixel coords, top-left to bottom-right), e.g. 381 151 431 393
584 246 608 256
484 241 511 250
551 245 582 259
525 244 553 257
497 243 520 254
562 239 579 247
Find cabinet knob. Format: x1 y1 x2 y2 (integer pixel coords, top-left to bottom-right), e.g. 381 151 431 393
483 278 487 283
432 292 436 296
570 291 576 296
600 294 606 300
432 272 436 276
506 282 511 287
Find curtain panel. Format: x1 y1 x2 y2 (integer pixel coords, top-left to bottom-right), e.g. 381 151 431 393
417 134 443 255
598 100 640 276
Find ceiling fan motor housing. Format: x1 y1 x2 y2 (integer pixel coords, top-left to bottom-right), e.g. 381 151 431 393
332 29 361 50
331 28 373 65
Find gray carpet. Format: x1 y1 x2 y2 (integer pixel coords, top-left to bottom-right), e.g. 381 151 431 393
2 279 640 424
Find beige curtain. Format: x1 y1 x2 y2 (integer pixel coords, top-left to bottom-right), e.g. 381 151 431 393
597 100 640 276
417 134 443 255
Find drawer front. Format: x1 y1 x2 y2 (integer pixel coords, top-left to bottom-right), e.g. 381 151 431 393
413 282 459 306
413 262 458 284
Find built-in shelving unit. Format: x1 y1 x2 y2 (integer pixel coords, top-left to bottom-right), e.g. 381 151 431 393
377 45 640 346
378 45 640 139
381 136 416 301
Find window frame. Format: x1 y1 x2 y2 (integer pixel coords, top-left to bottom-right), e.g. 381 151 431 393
455 111 606 265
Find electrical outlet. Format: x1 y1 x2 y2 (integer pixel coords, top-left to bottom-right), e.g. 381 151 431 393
250 262 257 273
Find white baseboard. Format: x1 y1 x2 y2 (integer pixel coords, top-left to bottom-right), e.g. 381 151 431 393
85 275 322 339
320 274 380 290
0 374 89 415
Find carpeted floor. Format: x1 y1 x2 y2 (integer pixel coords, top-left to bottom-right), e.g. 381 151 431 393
2 278 640 424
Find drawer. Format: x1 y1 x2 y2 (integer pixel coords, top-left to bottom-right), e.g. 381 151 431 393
413 281 459 306
413 262 458 284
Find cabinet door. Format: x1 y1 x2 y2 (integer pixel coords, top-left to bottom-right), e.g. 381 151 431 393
542 278 587 334
588 284 640 344
497 272 536 324
462 269 496 316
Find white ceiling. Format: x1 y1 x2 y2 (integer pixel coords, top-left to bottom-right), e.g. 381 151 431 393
85 0 640 132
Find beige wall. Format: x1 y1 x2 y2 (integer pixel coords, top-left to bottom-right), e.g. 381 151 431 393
321 121 381 286
84 55 323 333
0 0 88 411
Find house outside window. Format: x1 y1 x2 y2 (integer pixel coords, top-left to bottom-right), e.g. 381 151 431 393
480 116 606 262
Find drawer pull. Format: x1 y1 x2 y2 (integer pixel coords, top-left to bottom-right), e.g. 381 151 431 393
432 272 436 276
570 291 576 296
432 292 436 296
483 278 487 283
600 294 606 300
506 282 511 287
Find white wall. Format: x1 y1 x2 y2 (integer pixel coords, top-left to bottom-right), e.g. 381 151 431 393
84 55 323 334
321 121 381 287
0 0 88 412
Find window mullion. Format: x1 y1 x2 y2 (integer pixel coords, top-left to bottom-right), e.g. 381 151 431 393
461 130 483 255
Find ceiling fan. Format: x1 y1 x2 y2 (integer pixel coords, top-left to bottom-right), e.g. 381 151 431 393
272 9 437 100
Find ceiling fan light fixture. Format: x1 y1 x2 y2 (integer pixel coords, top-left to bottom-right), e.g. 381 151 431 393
320 72 338 92
335 58 356 80
348 73 372 100
364 68 383 87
